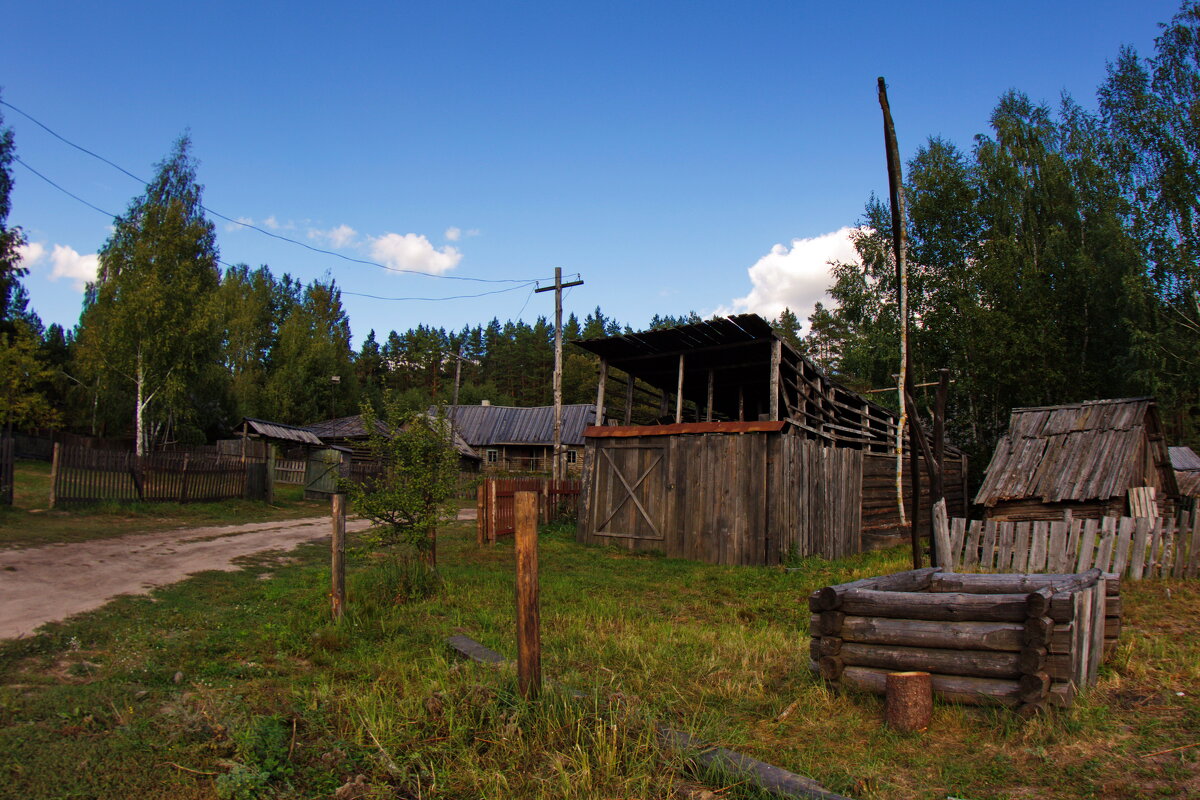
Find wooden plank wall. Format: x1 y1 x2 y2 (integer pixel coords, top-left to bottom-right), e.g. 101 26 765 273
51 445 253 505
577 432 863 566
862 450 968 535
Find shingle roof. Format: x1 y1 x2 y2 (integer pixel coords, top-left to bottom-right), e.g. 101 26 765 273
1170 446 1200 472
240 417 324 446
304 413 480 460
441 404 597 447
975 398 1170 506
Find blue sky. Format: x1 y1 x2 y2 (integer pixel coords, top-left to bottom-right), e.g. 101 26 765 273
3 0 1182 346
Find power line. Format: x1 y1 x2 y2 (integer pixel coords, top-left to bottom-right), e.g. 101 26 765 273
15 155 549 304
2 98 550 285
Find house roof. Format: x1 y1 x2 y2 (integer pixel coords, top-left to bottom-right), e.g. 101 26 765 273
304 413 480 460
441 404 597 447
1169 446 1200 472
239 417 324 446
975 398 1176 506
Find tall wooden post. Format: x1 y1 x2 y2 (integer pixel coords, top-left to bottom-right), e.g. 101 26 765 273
769 339 782 421
674 354 685 424
331 493 347 622
514 490 541 699
879 76 921 569
595 358 608 426
477 483 486 545
624 373 634 426
933 369 948 507
706 369 715 422
535 268 584 481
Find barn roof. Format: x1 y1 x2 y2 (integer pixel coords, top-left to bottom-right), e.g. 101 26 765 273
975 398 1174 506
303 414 387 441
1170 446 1200 472
441 404 597 447
239 417 324 446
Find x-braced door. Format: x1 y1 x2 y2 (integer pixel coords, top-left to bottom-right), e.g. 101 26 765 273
591 444 669 541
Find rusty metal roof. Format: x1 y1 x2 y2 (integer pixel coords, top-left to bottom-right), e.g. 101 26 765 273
240 417 324 446
441 404 598 447
975 398 1175 506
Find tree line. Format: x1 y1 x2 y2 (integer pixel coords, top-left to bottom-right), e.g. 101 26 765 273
2 2 1197 470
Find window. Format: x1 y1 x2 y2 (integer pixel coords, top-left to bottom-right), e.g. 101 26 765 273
566 450 577 464
486 449 498 464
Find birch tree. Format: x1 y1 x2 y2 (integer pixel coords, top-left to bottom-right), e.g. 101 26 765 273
78 136 220 454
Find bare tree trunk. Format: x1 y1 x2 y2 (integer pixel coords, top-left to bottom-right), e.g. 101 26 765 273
135 349 145 457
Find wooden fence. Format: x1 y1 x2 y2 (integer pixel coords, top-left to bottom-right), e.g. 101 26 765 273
934 505 1200 580
274 458 307 484
478 478 581 544
49 444 267 506
0 437 13 506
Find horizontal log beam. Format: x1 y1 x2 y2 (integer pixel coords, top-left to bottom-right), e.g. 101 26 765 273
839 616 1027 652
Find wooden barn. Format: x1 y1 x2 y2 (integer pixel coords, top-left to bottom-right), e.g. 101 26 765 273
975 397 1180 522
571 314 968 566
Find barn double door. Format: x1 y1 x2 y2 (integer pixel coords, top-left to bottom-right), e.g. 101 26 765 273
588 443 671 542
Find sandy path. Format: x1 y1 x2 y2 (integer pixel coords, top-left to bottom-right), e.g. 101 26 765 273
0 516 381 640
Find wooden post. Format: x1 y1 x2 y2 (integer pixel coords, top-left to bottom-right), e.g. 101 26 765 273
623 373 634 426
738 386 745 422
536 268 584 482
675 354 685 424
476 483 486 545
933 369 947 507
488 479 498 545
180 453 191 503
48 442 61 509
885 671 931 732
706 368 715 422
595 358 608 427
265 446 276 505
514 490 541 699
769 339 781 421
331 493 346 623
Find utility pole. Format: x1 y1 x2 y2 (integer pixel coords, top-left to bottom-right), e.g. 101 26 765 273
535 268 584 480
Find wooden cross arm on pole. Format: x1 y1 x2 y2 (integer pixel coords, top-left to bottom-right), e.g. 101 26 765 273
534 279 584 293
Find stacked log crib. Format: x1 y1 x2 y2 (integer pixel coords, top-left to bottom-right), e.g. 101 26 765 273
808 568 1119 715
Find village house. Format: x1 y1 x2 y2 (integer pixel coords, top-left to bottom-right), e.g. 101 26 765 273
975 397 1180 521
440 402 601 474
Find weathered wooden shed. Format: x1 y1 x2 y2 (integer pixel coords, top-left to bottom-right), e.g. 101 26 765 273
1170 446 1200 510
975 398 1180 522
572 315 968 565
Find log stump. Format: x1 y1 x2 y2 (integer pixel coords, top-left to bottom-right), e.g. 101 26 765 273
885 671 932 732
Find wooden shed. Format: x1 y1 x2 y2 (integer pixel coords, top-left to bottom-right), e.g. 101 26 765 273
572 315 968 565
975 398 1180 522
1171 446 1200 513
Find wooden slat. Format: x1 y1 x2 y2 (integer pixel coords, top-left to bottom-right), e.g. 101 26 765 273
1012 522 1031 572
1112 517 1135 576
962 520 983 570
1093 517 1117 572
1129 517 1150 580
949 516 967 570
1047 520 1068 573
1028 521 1049 573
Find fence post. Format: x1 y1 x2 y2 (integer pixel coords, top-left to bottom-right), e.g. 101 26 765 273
331 493 347 623
180 453 191 503
540 478 549 524
488 479 498 545
48 442 61 509
514 490 541 699
265 447 275 504
476 483 486 545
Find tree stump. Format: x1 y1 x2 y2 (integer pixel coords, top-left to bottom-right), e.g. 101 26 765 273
885 671 932 732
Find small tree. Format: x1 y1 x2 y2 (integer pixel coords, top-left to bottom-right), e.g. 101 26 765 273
347 397 459 569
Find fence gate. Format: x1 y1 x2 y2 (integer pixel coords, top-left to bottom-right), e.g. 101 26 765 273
588 444 669 542
0 437 13 506
477 477 582 543
304 449 346 500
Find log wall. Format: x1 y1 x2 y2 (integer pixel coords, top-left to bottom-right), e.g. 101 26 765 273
809 568 1116 714
861 450 968 536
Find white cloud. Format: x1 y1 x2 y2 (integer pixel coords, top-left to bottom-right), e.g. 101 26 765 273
369 233 462 275
444 226 462 241
308 224 358 249
225 216 255 232
263 215 280 230
21 243 100 290
17 242 47 269
718 227 860 330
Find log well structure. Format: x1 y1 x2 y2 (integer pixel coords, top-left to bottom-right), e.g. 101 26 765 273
572 315 968 565
809 567 1118 715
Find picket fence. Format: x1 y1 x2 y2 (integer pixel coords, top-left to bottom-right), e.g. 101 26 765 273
933 503 1200 580
477 477 581 544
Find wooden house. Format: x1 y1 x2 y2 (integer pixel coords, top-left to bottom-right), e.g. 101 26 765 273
571 314 968 566
975 398 1180 522
1170 446 1200 510
441 403 601 474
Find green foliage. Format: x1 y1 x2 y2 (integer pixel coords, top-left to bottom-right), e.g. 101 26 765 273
0 94 27 332
0 324 59 429
344 398 459 555
74 135 223 452
215 714 293 800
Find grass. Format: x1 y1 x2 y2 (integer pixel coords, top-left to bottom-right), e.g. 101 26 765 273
0 460 328 549
0 519 1197 799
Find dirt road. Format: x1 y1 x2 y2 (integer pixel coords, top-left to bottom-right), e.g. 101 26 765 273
0 516 378 640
